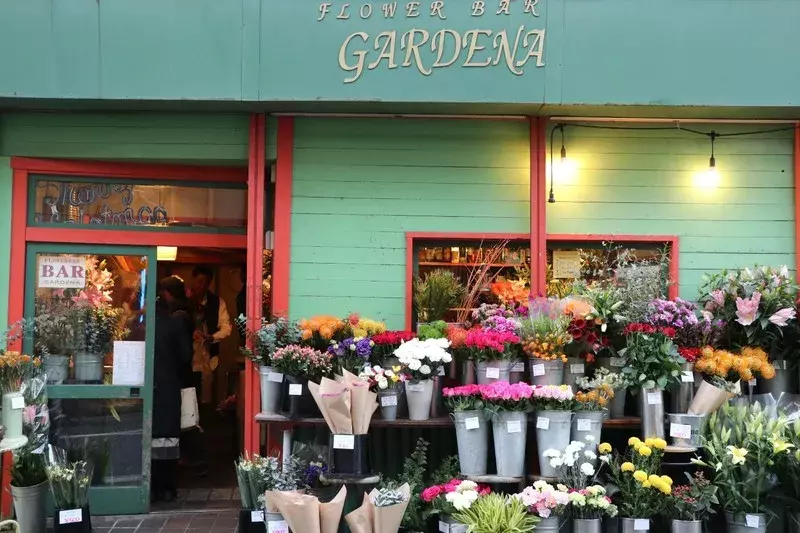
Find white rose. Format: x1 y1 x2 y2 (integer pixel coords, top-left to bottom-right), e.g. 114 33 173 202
428 351 442 362
419 364 431 375
441 352 453 363
458 480 477 492
580 463 595 476
408 359 421 371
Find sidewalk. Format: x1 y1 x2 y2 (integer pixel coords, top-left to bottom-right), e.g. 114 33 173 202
90 510 239 533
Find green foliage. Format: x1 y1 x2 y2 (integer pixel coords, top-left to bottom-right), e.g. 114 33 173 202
414 269 465 323
417 320 448 340
620 328 684 390
10 450 46 487
453 493 538 533
430 455 460 485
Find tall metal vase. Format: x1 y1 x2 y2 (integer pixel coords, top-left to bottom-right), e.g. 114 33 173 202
620 518 650 533
727 513 767 533
573 518 601 533
530 359 566 387
534 410 572 478
640 387 665 440
452 410 489 476
668 362 697 413
564 356 586 388
491 411 528 477
759 358 793 397
670 520 701 533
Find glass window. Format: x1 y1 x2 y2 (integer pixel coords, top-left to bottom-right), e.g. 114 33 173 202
33 253 148 384
31 176 246 232
48 399 143 486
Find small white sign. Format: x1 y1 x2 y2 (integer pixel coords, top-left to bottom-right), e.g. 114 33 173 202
380 395 398 407
251 510 265 522
507 420 522 433
634 519 650 531
681 371 695 383
647 392 662 405
570 363 585 374
112 340 146 386
749 379 757 388
408 383 424 392
451 526 467 533
577 418 592 432
536 417 550 430
438 366 446 376
439 521 450 533
776 360 787 370
289 384 303 396
333 434 355 450
745 515 760 528
59 509 83 524
464 417 480 430
267 372 284 383
485 367 500 379
670 423 692 440
532 364 545 377
511 362 525 373
610 357 625 367
268 519 289 533
38 255 87 289
10 396 24 410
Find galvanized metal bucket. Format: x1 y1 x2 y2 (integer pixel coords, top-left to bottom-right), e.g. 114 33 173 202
666 413 707 448
492 410 528 477
670 520 701 533
453 410 489 476
573 518 601 533
476 360 512 385
534 410 572 478
640 387 665 440
727 513 766 533
259 365 283 414
405 379 434 421
530 359 565 387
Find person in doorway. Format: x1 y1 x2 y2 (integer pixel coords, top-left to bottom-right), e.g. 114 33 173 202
152 276 193 502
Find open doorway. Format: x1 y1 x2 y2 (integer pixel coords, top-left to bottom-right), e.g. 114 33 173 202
155 246 247 510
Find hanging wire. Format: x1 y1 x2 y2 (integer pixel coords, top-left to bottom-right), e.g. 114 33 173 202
548 124 564 203
552 122 795 138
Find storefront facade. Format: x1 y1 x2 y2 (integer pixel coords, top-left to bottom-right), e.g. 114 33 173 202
0 0 799 516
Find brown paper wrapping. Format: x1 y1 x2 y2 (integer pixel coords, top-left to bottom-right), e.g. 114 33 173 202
308 381 335 431
369 483 411 533
688 380 735 415
266 490 320 533
342 369 377 434
320 486 348 533
344 493 373 533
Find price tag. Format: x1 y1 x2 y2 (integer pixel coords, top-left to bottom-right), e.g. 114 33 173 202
59 509 83 524
577 418 592 432
439 521 450 533
511 362 525 372
408 383 424 392
507 420 522 433
634 519 650 531
536 417 550 430
251 510 265 522
289 384 303 396
570 363 585 374
532 364 545 376
267 372 284 383
485 367 500 379
268 519 289 533
749 379 757 388
380 395 398 407
681 371 694 383
647 392 662 405
10 396 24 410
670 423 692 440
610 357 625 367
333 434 355 450
464 417 480 430
745 515 760 528
451 526 467 533
438 366 446 376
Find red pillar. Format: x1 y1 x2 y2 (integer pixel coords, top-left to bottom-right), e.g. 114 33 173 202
530 117 548 296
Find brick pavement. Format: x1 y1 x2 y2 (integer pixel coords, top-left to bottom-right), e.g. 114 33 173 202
88 510 240 533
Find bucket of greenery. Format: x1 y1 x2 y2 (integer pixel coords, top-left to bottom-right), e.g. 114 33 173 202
235 453 304 533
414 269 465 327
45 446 93 533
34 300 74 385
452 493 538 533
10 450 47 533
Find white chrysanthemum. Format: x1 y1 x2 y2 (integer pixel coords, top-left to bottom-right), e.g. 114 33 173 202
580 463 595 476
408 359 421 371
549 457 564 468
419 364 431 375
543 449 561 458
584 450 597 460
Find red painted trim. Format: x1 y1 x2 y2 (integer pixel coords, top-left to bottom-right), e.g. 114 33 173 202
25 227 246 248
531 118 548 296
795 125 800 276
406 232 529 241
405 234 414 331
10 157 246 183
273 117 294 317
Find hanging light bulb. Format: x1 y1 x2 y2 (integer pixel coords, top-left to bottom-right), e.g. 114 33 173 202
549 125 577 203
695 131 721 188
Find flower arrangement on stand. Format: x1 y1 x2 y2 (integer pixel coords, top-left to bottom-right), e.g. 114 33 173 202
600 437 671 533
513 480 570 529
395 338 452 421
299 315 345 351
443 385 487 475
664 473 718 533
359 365 405 420
422 478 490 531
480 381 534 477
0 351 41 445
519 310 571 387
327 336 374 374
465 329 520 385
531 385 575 478
271 345 333 418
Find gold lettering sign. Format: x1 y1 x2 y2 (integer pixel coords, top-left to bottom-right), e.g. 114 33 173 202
553 250 581 279
320 1 545 83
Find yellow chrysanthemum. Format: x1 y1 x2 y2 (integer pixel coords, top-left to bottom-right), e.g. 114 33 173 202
633 470 647 483
644 438 657 448
648 474 661 485
660 475 673 486
598 443 612 454
621 462 635 473
628 437 642 447
638 445 653 457
642 480 652 489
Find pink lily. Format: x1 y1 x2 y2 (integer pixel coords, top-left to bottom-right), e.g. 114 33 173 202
769 307 796 327
735 292 761 326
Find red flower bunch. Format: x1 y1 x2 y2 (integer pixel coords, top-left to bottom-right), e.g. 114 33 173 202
371 331 416 345
442 384 482 398
465 329 520 353
421 479 491 510
624 323 676 338
678 346 701 363
446 325 470 350
567 318 609 363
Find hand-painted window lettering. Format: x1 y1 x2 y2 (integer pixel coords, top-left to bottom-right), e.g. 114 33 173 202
497 0 510 15
471 1 485 16
406 1 420 17
430 1 446 19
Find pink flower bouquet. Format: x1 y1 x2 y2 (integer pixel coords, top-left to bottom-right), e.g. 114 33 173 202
442 384 484 411
514 480 570 518
465 329 520 362
421 479 491 516
479 381 533 411
531 384 574 411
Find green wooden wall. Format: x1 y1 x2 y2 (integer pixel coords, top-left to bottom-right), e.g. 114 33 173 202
545 125 796 299
290 118 531 328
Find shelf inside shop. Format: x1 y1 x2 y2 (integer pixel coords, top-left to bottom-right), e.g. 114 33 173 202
418 262 525 268
464 474 525 484
255 414 641 428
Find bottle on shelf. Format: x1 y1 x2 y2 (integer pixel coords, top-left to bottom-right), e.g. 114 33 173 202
443 246 451 262
450 247 460 264
435 247 443 261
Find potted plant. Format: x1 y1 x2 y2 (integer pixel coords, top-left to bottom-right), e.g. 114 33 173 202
452 493 538 533
395 338 452 421
45 448 93 533
693 402 789 533
572 386 613 448
513 480 570 532
568 485 618 533
238 316 301 414
531 384 574 478
10 450 47 533
235 453 304 533
359 365 405 420
465 328 520 385
0 352 41 444
519 311 571 386
665 472 718 533
33 300 74 385
422 479 490 532
328 336 375 375
271 344 333 418
620 322 685 439
442 384 487 475
600 437 671 533
481 381 534 477
414 269 465 324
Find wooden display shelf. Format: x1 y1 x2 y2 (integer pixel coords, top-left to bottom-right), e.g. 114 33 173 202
418 262 525 268
255 413 641 428
464 474 524 484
